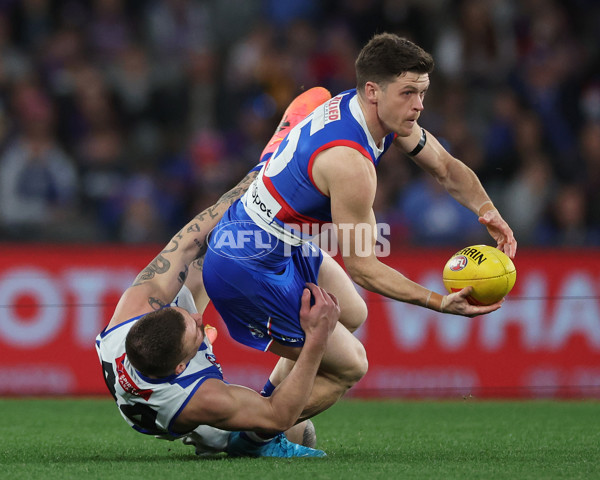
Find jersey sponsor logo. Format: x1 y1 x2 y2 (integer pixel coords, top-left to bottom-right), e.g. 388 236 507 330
205 353 222 374
243 178 283 221
115 353 153 400
324 94 343 124
250 181 273 218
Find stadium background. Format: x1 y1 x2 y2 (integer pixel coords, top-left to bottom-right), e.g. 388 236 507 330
0 0 599 398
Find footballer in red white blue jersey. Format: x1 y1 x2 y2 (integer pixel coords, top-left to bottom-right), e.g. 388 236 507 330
203 89 394 351
244 89 396 245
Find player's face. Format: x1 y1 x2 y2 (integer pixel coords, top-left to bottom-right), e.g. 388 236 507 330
377 72 429 137
176 307 205 366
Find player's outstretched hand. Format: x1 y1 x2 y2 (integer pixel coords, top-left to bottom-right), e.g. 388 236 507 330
300 283 340 342
478 209 517 259
441 286 503 317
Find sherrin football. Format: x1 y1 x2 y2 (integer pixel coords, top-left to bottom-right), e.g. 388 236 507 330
442 245 516 305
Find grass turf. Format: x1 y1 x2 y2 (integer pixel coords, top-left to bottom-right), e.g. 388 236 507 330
0 398 598 479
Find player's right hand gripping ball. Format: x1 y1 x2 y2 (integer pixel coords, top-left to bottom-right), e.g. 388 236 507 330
443 245 516 305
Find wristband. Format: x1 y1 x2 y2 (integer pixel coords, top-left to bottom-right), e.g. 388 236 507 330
408 128 427 156
425 291 444 311
425 291 433 308
477 200 496 216
440 296 449 313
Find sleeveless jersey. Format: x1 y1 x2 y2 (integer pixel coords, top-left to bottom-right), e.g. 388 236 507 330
95 292 224 437
241 89 396 245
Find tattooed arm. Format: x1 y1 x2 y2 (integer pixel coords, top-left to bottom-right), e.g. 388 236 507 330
107 171 257 329
185 255 211 316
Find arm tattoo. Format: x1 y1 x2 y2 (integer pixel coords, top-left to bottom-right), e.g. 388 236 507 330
178 264 189 284
218 172 256 206
193 172 256 222
148 296 167 311
194 240 208 260
195 207 218 221
132 254 171 286
161 238 179 254
191 255 205 271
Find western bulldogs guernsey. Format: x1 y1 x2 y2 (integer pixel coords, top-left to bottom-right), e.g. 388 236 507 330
243 88 395 246
95 288 224 437
203 89 395 351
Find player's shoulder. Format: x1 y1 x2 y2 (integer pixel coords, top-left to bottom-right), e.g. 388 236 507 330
312 144 376 197
106 284 155 330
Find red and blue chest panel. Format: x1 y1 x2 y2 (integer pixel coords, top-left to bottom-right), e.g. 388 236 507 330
241 89 395 243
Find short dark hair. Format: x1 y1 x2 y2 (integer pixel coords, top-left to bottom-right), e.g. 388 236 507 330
125 307 186 377
355 33 434 89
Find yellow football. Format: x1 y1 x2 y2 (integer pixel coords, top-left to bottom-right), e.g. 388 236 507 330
442 245 516 305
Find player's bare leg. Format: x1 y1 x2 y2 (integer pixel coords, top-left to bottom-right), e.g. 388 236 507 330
268 320 368 420
183 264 318 449
260 86 331 161
265 251 368 419
317 252 367 333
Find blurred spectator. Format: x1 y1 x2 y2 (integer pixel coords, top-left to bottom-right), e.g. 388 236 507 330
107 43 164 160
263 0 319 28
435 0 515 85
537 184 600 246
578 121 600 231
481 88 523 185
9 0 53 52
397 174 485 247
144 0 214 84
108 43 154 127
76 126 127 239
221 22 277 127
117 173 167 243
511 0 584 164
326 0 384 47
501 152 554 245
184 47 218 132
38 26 87 102
0 12 32 90
88 0 136 66
0 82 83 240
283 20 321 89
308 22 359 94
61 62 118 146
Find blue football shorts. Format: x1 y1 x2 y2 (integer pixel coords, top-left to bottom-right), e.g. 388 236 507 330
203 241 323 352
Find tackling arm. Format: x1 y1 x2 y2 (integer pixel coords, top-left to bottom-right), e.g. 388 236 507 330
173 283 340 435
107 171 258 329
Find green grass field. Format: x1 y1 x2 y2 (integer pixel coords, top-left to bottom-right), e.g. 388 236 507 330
1 398 598 479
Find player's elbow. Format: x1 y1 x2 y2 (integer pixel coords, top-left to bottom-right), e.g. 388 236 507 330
345 258 378 292
265 413 299 435
347 270 371 291
278 417 298 434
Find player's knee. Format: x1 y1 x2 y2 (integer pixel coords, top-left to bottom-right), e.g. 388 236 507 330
342 298 368 333
353 342 369 382
339 342 368 387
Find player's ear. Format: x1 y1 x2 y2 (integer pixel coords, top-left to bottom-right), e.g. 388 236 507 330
363 81 379 103
174 362 186 375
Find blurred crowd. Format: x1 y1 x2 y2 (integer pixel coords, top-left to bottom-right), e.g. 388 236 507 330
0 0 598 246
